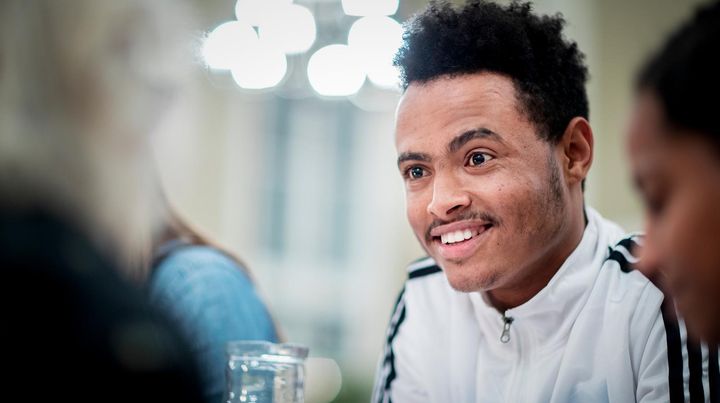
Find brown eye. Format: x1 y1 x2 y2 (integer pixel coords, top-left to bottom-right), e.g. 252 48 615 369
408 166 425 179
468 152 493 166
646 194 666 216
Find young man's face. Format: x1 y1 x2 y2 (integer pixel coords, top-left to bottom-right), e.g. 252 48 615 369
395 72 572 294
627 91 720 342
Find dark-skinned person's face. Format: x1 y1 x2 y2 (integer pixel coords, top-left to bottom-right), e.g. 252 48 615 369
395 72 577 297
627 91 720 343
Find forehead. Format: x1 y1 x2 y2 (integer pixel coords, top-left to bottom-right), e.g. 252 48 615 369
395 73 533 151
626 92 684 182
627 92 668 153
628 93 720 181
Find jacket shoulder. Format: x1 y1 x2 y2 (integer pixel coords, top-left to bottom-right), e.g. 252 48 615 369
406 256 442 280
605 233 643 273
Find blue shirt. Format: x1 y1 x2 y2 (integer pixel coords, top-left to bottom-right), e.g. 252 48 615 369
149 245 277 402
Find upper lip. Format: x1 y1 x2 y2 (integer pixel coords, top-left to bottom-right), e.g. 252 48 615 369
429 220 492 238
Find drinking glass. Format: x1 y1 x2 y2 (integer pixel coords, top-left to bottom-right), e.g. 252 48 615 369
224 340 309 403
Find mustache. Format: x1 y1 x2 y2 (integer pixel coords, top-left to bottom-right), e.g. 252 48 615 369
425 211 499 243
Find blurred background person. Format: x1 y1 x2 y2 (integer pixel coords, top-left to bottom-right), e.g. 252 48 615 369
628 0 720 346
146 198 279 402
0 0 205 401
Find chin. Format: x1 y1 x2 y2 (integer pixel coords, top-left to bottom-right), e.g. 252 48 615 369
682 301 720 344
686 316 720 345
442 261 499 293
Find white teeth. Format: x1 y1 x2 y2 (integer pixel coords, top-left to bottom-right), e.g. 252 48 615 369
441 229 476 245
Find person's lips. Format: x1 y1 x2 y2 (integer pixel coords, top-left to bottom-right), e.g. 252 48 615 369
428 220 493 261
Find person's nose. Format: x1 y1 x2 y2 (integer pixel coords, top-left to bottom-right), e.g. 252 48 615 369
426 172 471 220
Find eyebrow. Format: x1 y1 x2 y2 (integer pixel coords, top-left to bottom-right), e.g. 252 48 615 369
397 152 431 167
448 127 503 154
396 127 503 168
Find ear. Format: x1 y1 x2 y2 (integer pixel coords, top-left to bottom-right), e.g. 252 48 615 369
558 117 593 186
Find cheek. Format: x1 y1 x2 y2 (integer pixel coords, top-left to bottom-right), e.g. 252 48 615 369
490 176 555 225
686 215 720 284
405 190 430 231
659 194 720 283
657 209 694 264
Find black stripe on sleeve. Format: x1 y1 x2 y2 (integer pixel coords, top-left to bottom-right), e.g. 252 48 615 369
662 297 686 403
375 288 407 403
605 236 641 273
688 338 705 403
384 305 406 391
710 346 719 403
616 236 639 251
606 248 634 273
408 265 441 279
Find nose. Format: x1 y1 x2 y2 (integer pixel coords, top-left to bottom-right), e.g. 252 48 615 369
426 172 471 219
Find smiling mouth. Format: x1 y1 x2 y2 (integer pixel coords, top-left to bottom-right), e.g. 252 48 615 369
428 223 493 262
431 224 493 245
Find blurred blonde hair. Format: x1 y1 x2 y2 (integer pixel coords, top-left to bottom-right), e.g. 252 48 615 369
0 0 192 277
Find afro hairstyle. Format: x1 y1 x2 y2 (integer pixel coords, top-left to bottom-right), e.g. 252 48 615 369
395 0 589 143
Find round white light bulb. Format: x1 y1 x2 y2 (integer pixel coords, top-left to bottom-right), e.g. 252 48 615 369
231 46 288 89
307 44 366 97
341 0 399 17
348 16 403 90
202 21 258 70
258 4 316 54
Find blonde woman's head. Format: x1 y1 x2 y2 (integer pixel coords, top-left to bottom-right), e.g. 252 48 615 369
0 0 192 275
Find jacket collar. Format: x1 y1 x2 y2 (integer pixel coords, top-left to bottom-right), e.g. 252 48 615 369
467 207 618 348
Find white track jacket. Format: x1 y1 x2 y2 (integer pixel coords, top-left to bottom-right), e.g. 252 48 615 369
374 207 718 403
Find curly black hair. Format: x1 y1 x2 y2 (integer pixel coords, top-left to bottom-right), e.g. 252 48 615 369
637 1 720 148
394 0 589 143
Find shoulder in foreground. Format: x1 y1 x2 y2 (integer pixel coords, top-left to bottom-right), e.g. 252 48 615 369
405 256 442 280
605 233 643 274
159 245 241 270
152 244 250 286
602 233 665 301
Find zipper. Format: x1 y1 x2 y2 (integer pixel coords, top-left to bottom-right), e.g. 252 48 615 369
501 311 523 402
500 313 514 343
